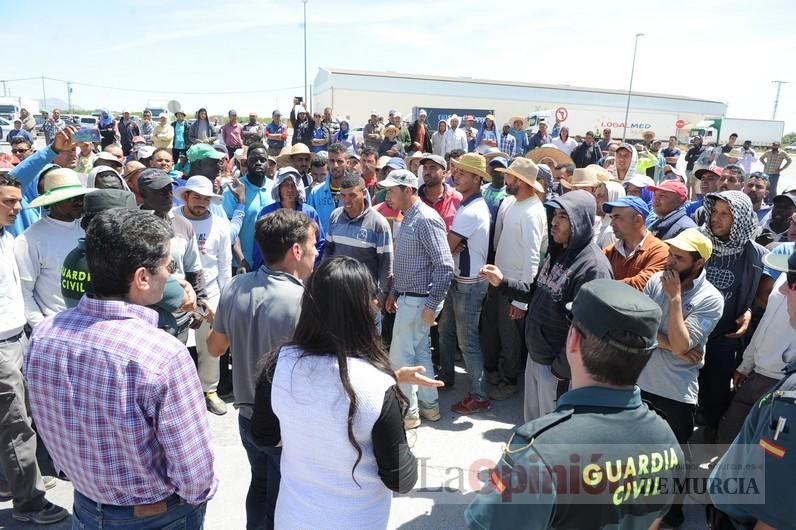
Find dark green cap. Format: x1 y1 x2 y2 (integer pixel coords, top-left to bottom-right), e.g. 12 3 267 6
566 279 661 354
83 189 137 216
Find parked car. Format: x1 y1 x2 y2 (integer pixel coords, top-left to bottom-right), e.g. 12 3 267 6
35 115 45 135
77 115 99 128
0 117 12 140
785 142 796 152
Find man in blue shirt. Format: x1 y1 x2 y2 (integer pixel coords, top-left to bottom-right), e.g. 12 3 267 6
5 120 34 145
223 144 273 270
171 110 189 162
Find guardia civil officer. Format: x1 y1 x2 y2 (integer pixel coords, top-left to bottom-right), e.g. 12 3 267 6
709 249 796 530
465 279 685 530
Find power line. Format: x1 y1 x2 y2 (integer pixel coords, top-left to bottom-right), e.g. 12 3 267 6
0 76 304 96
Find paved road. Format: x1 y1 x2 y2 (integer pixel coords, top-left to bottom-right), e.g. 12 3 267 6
0 143 792 529
1 365 712 529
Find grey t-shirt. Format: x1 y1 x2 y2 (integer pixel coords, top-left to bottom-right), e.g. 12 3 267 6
212 265 304 418
638 270 724 404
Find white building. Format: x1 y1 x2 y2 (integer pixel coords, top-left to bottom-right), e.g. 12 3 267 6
313 68 728 141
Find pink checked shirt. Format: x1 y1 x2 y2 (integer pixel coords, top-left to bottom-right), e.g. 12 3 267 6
25 296 218 505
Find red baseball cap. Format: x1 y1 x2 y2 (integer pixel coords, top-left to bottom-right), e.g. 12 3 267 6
647 180 687 199
694 164 722 180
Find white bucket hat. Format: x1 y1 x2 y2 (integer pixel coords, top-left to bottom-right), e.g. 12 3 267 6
173 175 223 204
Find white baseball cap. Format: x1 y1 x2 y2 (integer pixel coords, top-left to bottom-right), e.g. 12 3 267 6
174 175 223 204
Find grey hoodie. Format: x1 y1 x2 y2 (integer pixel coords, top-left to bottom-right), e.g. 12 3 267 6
499 190 614 379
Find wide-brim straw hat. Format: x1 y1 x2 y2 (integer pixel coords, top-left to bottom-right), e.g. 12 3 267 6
509 116 527 129
277 143 311 166
526 146 574 168
494 157 544 194
560 165 601 190
451 152 490 181
28 168 94 208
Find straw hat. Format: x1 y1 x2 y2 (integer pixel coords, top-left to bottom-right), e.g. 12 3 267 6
509 116 528 129
526 146 574 168
586 164 613 183
725 147 742 159
494 157 544 194
560 165 600 190
277 143 311 166
28 168 94 208
450 153 490 181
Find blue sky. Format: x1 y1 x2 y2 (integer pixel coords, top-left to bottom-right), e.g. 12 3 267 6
3 0 795 132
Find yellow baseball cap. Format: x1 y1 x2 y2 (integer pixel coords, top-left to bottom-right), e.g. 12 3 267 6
665 228 713 261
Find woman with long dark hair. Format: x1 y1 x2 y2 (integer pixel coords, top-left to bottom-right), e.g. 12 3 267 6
251 256 417 529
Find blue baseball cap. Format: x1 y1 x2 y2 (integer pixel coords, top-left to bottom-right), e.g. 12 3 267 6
488 156 509 168
602 196 650 218
386 157 406 170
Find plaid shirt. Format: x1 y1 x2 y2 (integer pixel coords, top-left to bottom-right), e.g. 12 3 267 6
760 150 791 174
24 296 218 505
498 133 516 157
391 199 454 309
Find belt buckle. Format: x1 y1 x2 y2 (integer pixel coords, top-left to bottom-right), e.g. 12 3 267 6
133 500 168 519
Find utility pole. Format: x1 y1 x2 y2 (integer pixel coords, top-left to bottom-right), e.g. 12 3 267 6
1 80 6 97
621 33 644 142
303 0 309 111
41 76 47 110
67 81 73 113
772 80 788 120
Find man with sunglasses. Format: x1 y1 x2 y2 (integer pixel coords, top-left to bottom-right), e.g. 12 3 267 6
710 249 796 530
10 138 34 162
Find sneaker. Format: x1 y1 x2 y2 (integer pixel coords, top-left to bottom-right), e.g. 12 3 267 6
404 414 421 430
485 370 501 386
419 406 441 422
452 394 491 415
205 392 227 416
42 476 57 490
12 502 69 525
488 381 519 401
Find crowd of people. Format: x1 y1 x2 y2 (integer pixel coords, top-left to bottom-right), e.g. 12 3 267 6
0 101 795 530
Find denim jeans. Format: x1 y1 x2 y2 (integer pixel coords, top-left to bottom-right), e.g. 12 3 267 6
238 415 281 530
72 490 206 529
439 281 488 400
389 295 443 416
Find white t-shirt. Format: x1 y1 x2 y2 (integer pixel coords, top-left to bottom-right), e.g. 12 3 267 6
494 195 547 310
173 207 231 300
14 216 84 326
450 195 490 281
552 136 578 156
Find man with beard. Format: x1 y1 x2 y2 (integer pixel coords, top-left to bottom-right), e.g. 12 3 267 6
758 189 796 246
480 158 546 399
408 109 432 153
418 154 461 232
138 169 209 344
223 144 274 270
173 176 231 415
638 228 724 528
363 111 383 152
308 143 349 232
482 189 612 419
698 191 772 443
744 172 772 223
444 115 468 155
277 143 313 188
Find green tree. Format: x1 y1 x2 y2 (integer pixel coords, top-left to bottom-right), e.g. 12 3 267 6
782 131 796 146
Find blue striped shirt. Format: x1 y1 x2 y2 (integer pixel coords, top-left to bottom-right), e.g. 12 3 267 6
391 200 454 309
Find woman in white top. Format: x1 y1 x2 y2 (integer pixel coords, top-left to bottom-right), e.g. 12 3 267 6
251 256 417 529
552 126 578 156
431 119 448 156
